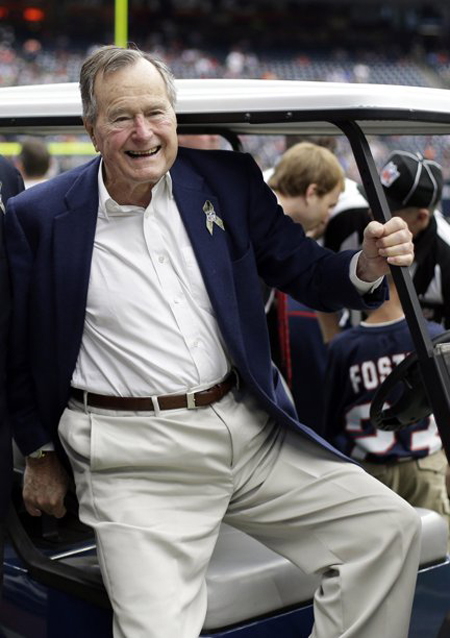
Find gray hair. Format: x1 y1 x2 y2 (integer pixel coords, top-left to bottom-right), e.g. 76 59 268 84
80 45 177 123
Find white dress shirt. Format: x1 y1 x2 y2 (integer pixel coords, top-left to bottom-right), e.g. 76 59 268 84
71 163 230 397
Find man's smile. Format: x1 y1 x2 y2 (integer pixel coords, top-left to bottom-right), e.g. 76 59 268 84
125 146 161 158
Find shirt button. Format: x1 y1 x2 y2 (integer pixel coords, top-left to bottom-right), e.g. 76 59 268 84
158 255 166 263
192 339 200 348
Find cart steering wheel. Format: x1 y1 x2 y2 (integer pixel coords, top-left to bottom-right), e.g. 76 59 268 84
370 330 450 432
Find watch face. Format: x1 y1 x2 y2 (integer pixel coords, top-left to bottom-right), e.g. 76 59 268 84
29 449 49 459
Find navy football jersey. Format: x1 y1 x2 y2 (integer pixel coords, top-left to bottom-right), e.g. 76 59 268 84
322 317 444 462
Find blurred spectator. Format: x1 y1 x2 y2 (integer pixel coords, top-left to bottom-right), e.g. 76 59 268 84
353 63 370 83
225 47 245 76
322 274 450 537
16 137 51 188
22 39 42 61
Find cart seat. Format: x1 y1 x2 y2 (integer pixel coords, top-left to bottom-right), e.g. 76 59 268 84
63 507 448 631
203 509 447 629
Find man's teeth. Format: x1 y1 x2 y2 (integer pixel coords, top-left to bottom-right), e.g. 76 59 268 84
127 147 159 157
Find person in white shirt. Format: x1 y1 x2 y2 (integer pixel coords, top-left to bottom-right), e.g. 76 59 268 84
268 141 344 240
5 46 419 638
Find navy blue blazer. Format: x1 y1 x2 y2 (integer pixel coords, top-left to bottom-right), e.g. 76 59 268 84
5 148 387 463
0 156 24 519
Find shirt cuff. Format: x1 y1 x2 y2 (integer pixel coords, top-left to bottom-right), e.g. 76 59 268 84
28 442 55 458
350 252 384 295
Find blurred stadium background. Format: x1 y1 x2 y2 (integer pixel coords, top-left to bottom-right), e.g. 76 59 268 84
1 0 450 206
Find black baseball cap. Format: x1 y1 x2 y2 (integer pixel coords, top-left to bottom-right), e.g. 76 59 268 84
379 151 443 213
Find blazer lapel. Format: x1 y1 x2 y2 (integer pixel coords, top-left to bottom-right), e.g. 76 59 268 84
53 158 100 376
171 159 247 367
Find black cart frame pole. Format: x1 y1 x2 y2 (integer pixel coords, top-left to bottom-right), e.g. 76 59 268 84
335 119 450 461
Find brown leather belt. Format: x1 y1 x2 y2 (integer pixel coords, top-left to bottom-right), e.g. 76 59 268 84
71 371 237 412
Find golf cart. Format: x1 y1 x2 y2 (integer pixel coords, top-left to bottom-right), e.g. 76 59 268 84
1 78 450 638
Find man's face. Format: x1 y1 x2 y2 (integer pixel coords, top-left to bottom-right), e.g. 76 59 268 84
278 183 342 238
85 58 178 205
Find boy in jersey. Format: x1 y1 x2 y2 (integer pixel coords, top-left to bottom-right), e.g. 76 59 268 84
322 274 450 532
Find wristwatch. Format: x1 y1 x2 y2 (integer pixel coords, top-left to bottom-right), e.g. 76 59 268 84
28 448 51 459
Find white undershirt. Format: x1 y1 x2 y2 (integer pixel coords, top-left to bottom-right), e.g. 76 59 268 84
71 163 230 397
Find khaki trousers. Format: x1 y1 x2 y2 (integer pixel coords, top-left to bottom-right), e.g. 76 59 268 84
362 449 450 542
59 388 421 638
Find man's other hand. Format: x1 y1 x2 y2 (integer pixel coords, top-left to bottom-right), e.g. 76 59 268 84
23 452 69 518
357 217 414 282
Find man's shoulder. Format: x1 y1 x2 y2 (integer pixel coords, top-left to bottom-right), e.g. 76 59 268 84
176 146 251 167
173 147 263 194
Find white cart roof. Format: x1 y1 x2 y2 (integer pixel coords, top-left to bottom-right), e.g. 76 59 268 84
0 79 449 136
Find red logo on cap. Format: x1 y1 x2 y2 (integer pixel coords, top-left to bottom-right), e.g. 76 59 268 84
380 161 400 188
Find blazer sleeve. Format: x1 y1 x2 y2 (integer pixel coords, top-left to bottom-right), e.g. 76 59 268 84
4 199 51 454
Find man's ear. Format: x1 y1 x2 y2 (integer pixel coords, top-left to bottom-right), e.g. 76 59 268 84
417 208 431 229
83 119 98 152
305 183 318 201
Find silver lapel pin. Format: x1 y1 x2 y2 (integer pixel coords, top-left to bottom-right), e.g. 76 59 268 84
203 200 224 235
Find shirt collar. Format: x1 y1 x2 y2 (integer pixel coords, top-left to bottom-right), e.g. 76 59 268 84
97 160 174 220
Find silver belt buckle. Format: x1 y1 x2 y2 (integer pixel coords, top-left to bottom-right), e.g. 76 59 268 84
186 391 197 409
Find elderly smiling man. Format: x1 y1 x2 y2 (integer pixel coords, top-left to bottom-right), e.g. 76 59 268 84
5 46 418 638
